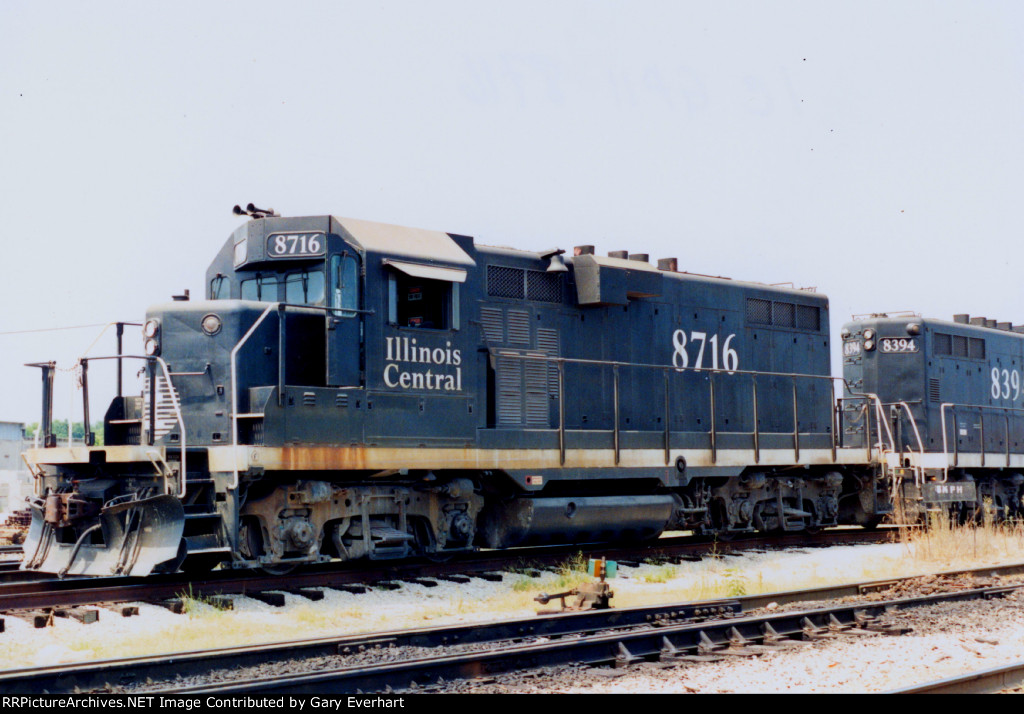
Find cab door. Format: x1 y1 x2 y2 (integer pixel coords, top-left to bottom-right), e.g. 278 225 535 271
327 252 362 387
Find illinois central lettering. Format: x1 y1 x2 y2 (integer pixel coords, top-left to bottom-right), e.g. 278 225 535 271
383 337 463 391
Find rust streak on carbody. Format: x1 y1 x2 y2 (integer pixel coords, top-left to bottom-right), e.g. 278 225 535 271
278 445 369 471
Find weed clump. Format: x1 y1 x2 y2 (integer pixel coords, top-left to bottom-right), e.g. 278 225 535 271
899 498 1024 567
178 586 233 616
552 552 590 590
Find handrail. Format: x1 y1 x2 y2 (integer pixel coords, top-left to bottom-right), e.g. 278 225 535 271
940 402 1024 481
490 348 875 465
612 364 620 465
77 355 187 498
230 304 278 490
886 400 927 486
843 392 897 456
894 401 925 453
27 354 188 498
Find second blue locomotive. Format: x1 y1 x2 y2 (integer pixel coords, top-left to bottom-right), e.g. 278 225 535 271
842 313 1024 520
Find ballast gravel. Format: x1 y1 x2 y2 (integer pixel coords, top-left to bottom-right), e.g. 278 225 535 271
5 541 1024 692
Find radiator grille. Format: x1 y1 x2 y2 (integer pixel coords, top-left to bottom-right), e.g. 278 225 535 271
526 271 562 303
746 297 820 332
487 265 525 299
797 304 820 331
933 332 985 361
488 265 562 303
746 298 772 325
953 335 968 358
773 302 795 328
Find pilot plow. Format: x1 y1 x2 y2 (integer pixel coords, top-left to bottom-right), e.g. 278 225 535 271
22 492 185 578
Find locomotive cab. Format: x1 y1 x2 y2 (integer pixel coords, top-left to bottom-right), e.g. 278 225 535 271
209 215 362 388
22 213 486 576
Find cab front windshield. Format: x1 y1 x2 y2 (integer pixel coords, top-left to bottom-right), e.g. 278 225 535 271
240 268 325 305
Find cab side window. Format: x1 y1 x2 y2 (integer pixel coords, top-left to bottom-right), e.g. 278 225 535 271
330 254 359 317
390 273 453 329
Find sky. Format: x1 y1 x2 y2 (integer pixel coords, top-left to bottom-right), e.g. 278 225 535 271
1 1 1023 425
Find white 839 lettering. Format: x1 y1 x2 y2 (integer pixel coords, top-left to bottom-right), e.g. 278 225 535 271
991 367 1021 401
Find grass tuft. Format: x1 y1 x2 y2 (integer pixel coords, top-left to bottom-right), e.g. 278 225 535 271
552 551 591 590
178 586 233 616
897 499 1024 568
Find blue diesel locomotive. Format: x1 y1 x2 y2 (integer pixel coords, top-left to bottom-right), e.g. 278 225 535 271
20 208 969 576
842 313 1024 520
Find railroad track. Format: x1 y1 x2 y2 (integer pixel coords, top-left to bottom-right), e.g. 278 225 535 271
0 527 893 614
169 579 1024 695
4 561 1021 693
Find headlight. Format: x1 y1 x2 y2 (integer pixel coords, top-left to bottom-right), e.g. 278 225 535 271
201 314 223 336
863 328 875 341
143 319 160 338
864 339 875 351
144 338 159 356
906 323 921 335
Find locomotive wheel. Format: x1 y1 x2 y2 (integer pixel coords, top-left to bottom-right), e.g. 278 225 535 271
239 516 298 575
